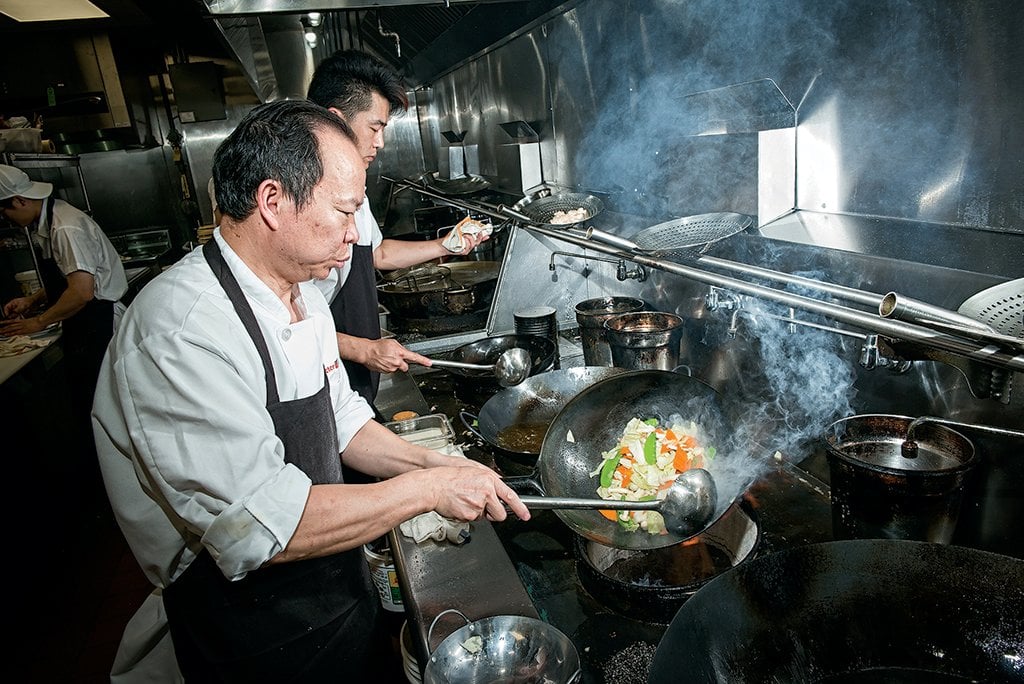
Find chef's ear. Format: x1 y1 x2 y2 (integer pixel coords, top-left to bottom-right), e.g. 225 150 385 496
254 178 287 231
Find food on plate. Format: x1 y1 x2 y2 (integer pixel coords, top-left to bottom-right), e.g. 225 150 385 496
550 207 589 225
588 417 716 534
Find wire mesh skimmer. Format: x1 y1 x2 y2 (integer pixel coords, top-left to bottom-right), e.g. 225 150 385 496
587 212 754 261
508 192 605 227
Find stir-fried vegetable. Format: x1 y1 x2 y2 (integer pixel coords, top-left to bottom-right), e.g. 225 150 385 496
588 416 716 535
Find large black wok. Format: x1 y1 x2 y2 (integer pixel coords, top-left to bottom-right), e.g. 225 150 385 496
648 539 1024 683
522 369 752 551
461 366 628 462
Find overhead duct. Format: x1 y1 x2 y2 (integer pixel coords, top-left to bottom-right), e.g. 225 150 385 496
213 13 314 102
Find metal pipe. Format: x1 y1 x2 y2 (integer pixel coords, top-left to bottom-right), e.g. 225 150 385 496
522 224 1024 372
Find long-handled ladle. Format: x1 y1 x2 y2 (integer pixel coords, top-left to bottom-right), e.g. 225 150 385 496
425 347 533 387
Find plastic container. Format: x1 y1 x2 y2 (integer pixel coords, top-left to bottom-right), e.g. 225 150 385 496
15 270 42 296
364 541 404 612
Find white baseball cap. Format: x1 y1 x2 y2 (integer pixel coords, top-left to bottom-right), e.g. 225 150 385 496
0 165 53 201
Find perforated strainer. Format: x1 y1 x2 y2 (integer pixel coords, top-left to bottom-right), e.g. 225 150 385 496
509 192 605 226
587 212 754 261
957 278 1024 339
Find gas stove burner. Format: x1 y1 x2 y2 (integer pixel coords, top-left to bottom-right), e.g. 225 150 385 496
575 500 760 624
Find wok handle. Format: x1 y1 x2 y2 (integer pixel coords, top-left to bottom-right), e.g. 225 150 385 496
429 358 494 371
458 410 487 443
502 475 544 496
518 495 660 512
585 227 641 252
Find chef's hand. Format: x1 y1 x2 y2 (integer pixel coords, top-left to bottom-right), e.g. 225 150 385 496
439 227 490 256
3 296 33 319
361 337 431 373
430 465 531 523
0 314 46 336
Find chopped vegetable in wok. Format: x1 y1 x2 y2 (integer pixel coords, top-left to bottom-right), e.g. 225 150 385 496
588 417 715 535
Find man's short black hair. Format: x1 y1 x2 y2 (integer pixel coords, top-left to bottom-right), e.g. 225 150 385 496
307 49 409 118
212 100 356 221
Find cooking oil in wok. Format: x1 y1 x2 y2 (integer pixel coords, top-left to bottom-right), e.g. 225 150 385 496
496 422 549 453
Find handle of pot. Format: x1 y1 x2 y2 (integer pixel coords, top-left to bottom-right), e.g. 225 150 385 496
907 415 1024 441
459 410 488 443
426 608 472 655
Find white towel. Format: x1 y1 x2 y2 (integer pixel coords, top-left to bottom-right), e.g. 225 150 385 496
442 216 493 253
399 512 471 545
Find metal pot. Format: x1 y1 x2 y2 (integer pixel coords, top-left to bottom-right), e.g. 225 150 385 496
824 414 978 544
604 311 686 371
649 539 1024 683
423 609 581 684
574 297 647 367
377 261 499 333
461 367 628 463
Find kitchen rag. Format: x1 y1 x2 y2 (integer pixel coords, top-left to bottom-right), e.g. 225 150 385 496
399 512 471 545
442 216 493 253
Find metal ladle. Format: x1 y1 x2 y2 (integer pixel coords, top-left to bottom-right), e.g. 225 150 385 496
426 348 533 387
516 469 718 538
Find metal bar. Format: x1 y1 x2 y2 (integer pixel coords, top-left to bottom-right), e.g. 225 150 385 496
522 224 1024 373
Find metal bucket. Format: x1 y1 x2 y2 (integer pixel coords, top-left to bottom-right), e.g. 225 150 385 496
824 414 978 544
604 311 685 371
574 297 647 366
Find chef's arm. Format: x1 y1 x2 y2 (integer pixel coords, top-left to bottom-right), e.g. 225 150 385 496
336 331 430 372
372 231 484 270
267 421 529 564
38 271 95 326
0 270 93 334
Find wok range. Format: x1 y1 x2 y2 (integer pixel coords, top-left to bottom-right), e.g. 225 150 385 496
649 539 1024 683
402 355 1021 683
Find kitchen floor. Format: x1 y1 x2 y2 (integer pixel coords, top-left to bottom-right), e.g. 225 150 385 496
7 352 409 683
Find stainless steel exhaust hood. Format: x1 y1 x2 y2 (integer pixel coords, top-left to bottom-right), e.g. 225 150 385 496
202 1 573 98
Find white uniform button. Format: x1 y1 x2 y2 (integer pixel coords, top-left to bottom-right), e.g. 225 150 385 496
281 328 292 341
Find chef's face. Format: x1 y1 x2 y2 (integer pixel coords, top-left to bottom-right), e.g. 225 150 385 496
329 91 390 169
1 196 38 227
287 129 365 282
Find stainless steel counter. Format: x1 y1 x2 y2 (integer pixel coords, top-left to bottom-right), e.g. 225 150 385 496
373 370 540 673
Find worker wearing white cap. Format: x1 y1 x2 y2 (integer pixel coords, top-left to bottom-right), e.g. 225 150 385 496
0 163 128 491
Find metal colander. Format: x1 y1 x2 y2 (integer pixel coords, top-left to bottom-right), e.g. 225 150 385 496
379 264 452 292
512 192 605 226
630 212 754 258
957 278 1024 339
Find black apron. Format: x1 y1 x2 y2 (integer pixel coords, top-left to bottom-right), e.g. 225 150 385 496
35 197 115 420
329 243 381 405
162 240 382 683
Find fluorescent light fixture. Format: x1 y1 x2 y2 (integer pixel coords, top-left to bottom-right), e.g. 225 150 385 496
0 0 108 22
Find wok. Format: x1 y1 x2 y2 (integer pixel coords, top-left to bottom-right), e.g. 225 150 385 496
461 366 628 462
516 369 749 551
444 334 555 385
648 539 1024 683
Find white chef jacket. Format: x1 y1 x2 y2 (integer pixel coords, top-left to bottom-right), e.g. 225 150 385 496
92 230 374 590
35 197 128 302
312 199 382 302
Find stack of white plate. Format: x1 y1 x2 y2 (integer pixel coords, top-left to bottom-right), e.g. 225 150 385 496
400 621 422 683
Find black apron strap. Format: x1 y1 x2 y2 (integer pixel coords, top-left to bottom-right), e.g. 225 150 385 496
329 243 381 405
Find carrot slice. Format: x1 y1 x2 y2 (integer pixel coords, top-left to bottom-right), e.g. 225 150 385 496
599 509 618 521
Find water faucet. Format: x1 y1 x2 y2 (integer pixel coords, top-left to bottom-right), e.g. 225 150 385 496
548 251 647 282
859 334 912 373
